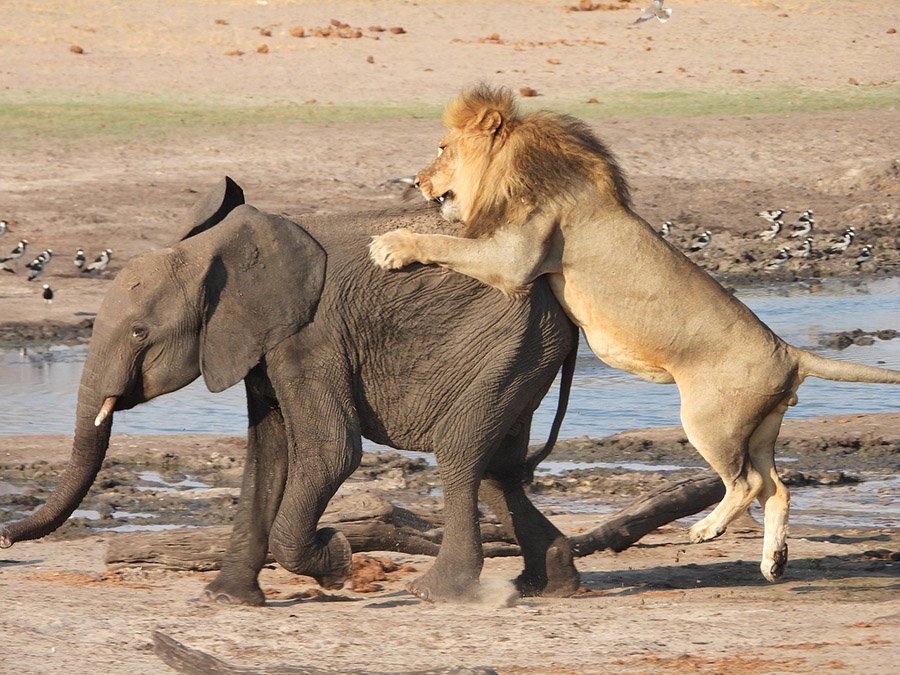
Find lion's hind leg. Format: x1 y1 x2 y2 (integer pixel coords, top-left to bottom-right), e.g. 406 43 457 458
747 409 791 582
680 399 766 547
686 447 764 547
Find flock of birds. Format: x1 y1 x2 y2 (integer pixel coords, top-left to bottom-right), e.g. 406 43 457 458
0 204 881 305
0 220 113 306
660 209 875 272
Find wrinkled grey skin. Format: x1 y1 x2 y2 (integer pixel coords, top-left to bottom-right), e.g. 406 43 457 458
0 180 579 605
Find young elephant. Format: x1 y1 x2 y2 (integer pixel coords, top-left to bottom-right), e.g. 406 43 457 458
0 179 579 605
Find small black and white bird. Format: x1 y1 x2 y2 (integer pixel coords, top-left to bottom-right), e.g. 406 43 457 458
765 247 792 270
855 245 873 269
634 0 672 24
0 220 8 236
42 284 54 304
758 220 783 241
25 249 52 277
28 249 53 266
793 237 813 259
1 239 28 262
826 227 856 254
385 176 419 202
789 209 814 238
26 259 44 281
74 248 86 270
660 221 673 239
757 209 785 224
386 176 416 187
688 230 712 252
83 248 113 275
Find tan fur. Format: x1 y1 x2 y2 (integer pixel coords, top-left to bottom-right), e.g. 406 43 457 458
418 84 630 237
370 85 900 581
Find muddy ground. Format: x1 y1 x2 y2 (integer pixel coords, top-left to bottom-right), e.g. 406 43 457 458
1 1 898 673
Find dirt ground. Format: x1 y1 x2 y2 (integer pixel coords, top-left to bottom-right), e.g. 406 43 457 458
0 1 898 673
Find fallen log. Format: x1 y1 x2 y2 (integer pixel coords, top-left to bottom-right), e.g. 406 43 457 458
106 491 445 570
106 476 723 571
152 630 499 675
568 474 724 556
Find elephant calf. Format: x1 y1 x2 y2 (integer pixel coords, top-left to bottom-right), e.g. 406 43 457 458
0 179 579 605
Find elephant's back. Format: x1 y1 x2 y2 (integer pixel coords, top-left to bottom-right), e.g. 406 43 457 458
289 202 454 239
292 208 575 451
299 210 570 342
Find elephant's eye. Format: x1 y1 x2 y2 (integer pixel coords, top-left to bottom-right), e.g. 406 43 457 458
131 326 148 341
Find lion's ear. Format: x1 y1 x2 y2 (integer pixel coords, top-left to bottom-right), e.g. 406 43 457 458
470 109 504 135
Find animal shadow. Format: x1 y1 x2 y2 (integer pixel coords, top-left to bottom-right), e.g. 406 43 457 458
578 552 899 595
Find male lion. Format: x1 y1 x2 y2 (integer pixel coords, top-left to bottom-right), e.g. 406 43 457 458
370 84 900 582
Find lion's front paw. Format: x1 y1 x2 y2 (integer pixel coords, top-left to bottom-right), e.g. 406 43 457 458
369 229 421 270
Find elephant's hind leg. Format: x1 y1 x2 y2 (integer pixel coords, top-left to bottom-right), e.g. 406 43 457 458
479 430 580 598
407 445 488 603
748 409 791 582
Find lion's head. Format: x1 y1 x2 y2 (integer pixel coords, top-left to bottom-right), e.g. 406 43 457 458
416 84 631 237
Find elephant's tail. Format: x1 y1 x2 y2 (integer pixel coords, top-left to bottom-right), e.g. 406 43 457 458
523 341 577 483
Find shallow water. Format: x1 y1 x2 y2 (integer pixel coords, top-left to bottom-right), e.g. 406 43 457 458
8 463 895 531
1 277 896 440
782 476 900 529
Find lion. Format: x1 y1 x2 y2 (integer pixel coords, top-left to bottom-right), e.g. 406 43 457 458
370 84 900 582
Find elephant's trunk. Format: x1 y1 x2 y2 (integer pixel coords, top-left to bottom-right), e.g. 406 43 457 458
0 359 114 548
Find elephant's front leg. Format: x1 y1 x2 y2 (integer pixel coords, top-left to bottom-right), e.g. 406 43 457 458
266 375 361 590
203 369 287 606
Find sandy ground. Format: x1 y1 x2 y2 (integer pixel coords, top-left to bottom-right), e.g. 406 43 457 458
1 1 899 673
1 421 898 674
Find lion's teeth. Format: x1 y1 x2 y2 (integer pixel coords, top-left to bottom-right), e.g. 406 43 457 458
437 195 445 203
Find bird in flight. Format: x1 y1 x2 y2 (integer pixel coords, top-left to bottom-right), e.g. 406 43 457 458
634 0 673 24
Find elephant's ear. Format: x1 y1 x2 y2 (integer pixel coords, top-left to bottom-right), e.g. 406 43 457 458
196 204 327 393
177 176 246 242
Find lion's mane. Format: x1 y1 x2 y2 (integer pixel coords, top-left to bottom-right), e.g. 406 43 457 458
444 84 632 238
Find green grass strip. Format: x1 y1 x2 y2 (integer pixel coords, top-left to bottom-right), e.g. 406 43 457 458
554 84 900 119
1 84 896 143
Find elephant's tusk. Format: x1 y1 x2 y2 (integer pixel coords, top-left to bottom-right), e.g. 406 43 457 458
94 396 117 427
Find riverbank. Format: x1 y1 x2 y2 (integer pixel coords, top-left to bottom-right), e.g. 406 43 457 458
1 105 898 336
1 412 898 539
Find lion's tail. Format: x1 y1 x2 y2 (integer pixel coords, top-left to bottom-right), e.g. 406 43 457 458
796 348 900 384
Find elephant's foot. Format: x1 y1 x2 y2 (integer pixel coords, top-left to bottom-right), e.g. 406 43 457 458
406 566 481 603
201 574 266 607
271 527 353 590
761 543 788 582
515 542 581 598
